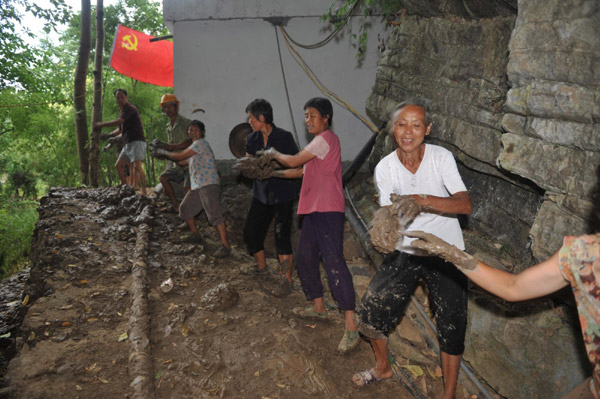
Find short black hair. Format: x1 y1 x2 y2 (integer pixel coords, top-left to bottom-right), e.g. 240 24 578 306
187 120 206 138
245 99 273 124
303 97 333 125
113 88 128 97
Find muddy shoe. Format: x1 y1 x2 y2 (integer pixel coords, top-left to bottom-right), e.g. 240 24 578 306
292 306 334 320
213 245 231 258
337 329 360 354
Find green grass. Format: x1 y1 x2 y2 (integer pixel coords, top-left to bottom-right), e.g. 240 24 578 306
0 199 39 278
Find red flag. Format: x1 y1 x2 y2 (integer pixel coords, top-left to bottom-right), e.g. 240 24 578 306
109 25 173 87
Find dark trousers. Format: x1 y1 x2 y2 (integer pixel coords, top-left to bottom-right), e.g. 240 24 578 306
243 197 293 256
296 212 356 311
357 251 468 355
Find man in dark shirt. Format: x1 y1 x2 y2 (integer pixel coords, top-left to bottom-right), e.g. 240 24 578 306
95 88 147 194
244 99 299 284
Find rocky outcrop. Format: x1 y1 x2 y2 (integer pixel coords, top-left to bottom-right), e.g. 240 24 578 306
500 0 600 260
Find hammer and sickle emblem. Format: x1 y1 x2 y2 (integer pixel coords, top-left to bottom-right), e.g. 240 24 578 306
121 34 138 51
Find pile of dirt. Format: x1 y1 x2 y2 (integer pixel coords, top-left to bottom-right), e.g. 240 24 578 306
0 184 488 398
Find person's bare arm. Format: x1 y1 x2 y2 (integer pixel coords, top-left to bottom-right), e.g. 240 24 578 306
467 251 567 301
269 168 303 179
95 118 124 129
275 149 316 168
166 147 195 161
406 231 568 302
410 190 472 215
164 139 193 151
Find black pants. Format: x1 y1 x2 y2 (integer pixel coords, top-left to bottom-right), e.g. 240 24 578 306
243 197 293 256
357 251 468 355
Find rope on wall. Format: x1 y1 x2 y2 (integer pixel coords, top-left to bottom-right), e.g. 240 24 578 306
274 25 301 146
278 26 380 135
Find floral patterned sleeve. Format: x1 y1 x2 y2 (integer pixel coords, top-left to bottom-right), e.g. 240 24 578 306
558 234 600 398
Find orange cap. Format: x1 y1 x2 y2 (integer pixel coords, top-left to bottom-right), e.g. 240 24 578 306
160 94 179 106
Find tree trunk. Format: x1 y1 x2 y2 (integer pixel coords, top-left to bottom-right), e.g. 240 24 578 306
88 0 104 187
74 0 91 185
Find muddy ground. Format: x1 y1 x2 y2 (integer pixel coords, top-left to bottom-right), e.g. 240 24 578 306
0 182 491 398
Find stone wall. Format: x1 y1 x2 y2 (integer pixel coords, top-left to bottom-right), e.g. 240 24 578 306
363 1 599 397
501 0 600 260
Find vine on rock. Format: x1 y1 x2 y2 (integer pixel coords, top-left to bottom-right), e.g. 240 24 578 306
321 0 404 58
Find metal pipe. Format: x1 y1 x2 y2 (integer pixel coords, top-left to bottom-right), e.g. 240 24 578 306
341 123 384 187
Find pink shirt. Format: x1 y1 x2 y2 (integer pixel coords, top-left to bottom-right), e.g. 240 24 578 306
297 130 345 215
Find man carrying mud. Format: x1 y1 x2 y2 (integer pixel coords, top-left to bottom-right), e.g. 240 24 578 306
352 102 472 399
151 94 192 212
242 99 299 285
95 88 147 195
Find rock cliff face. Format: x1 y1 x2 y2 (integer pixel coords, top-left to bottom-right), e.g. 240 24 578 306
363 0 599 397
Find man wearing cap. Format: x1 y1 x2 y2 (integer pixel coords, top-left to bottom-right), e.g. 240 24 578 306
152 94 192 212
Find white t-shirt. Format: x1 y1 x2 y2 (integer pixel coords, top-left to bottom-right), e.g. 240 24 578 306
374 144 467 255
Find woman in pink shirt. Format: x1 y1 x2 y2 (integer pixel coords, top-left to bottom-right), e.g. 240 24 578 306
267 97 360 354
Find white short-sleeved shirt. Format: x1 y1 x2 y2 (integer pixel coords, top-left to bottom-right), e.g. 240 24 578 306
374 144 467 254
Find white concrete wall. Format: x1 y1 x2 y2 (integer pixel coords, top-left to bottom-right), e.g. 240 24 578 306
163 0 387 160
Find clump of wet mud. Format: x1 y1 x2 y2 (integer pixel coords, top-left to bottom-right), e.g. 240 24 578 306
234 154 276 180
200 283 239 311
369 194 423 253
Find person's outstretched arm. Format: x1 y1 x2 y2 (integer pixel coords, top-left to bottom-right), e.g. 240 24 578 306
465 251 567 301
406 231 569 302
153 147 195 162
269 168 303 179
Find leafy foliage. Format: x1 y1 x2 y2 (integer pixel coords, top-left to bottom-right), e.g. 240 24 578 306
322 0 403 58
0 0 171 276
0 200 38 278
0 0 72 90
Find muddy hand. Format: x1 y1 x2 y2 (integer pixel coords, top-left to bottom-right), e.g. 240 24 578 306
389 194 424 229
405 230 478 271
256 147 279 161
150 138 167 149
151 147 170 160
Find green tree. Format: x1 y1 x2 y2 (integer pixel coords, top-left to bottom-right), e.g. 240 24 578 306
0 0 170 276
0 0 71 90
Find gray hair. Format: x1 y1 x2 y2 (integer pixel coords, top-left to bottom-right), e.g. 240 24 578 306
387 100 430 135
